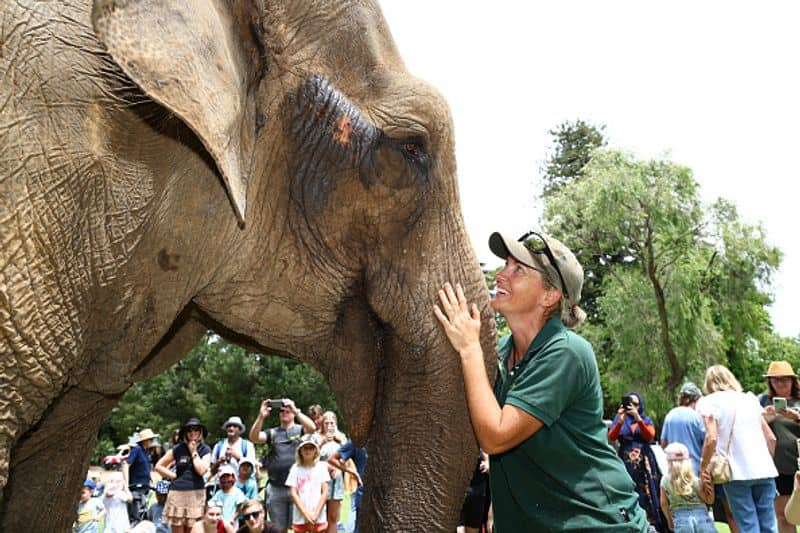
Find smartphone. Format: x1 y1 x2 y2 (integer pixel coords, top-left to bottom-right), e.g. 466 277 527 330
774 397 787 411
268 399 284 410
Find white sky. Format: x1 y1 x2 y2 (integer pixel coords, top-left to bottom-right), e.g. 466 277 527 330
380 1 799 338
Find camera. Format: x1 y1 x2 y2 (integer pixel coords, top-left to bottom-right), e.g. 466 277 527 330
268 399 285 410
621 395 635 409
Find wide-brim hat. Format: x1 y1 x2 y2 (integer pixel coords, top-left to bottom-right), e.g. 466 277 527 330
222 416 246 433
489 231 584 307
179 417 208 440
764 361 797 378
136 428 159 444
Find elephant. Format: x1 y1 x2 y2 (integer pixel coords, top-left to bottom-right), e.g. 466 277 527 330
0 0 497 530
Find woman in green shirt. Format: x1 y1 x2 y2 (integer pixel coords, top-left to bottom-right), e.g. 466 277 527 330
434 230 648 532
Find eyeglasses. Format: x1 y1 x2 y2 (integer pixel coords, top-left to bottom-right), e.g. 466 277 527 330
243 511 261 520
518 231 569 299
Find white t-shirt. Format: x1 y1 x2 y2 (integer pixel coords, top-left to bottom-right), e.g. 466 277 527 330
285 462 330 526
102 492 131 533
212 437 256 475
696 390 777 481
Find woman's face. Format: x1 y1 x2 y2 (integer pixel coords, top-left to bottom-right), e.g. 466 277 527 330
205 504 222 523
491 256 551 317
770 376 793 397
323 418 337 434
186 426 202 442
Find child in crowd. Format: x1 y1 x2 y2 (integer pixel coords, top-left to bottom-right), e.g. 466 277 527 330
659 442 715 533
190 501 235 533
103 471 133 533
210 464 246 526
286 434 330 532
237 457 259 500
147 480 171 533
90 474 104 498
73 480 105 533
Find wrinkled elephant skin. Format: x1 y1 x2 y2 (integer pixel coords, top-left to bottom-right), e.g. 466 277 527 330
0 1 496 531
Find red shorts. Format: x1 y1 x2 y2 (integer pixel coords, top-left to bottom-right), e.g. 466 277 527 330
292 523 327 532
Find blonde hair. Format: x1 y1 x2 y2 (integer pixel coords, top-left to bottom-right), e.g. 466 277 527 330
666 456 697 498
703 364 742 394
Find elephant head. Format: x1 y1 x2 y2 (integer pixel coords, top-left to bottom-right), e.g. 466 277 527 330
0 0 496 530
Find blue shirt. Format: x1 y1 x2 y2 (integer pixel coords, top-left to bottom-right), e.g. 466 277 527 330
337 441 367 506
661 405 706 475
126 444 151 485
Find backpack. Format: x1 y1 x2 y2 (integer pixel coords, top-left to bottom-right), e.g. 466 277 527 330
213 438 250 462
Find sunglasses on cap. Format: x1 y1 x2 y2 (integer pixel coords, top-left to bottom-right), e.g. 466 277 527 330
243 511 261 520
518 230 569 299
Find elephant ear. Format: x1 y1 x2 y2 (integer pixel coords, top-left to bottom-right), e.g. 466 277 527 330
92 0 264 223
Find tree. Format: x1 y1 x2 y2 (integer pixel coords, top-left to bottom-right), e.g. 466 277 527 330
97 334 339 457
541 119 607 198
543 149 782 417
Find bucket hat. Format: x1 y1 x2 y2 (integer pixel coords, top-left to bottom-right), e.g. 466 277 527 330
135 428 159 444
678 382 702 399
178 417 208 440
489 230 584 308
222 416 246 433
764 361 797 378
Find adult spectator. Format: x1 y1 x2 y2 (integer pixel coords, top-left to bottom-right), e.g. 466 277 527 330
237 499 282 533
608 392 665 531
212 416 257 476
307 405 324 433
697 364 778 532
661 382 705 473
125 428 159 524
318 411 347 533
249 398 316 533
661 382 738 531
156 417 212 533
327 441 367 533
433 230 648 530
761 360 800 533
189 501 235 533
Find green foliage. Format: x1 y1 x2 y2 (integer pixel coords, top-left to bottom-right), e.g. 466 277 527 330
483 266 508 337
96 334 339 459
542 119 607 198
542 148 784 422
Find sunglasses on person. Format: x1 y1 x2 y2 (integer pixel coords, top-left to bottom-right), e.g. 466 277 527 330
243 511 261 520
518 230 569 299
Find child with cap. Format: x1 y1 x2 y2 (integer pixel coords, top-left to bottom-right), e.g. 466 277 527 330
147 480 171 533
285 434 329 532
660 442 715 532
73 479 105 533
236 457 259 500
209 464 247 526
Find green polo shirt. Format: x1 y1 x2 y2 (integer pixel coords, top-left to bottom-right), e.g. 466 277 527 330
491 316 647 532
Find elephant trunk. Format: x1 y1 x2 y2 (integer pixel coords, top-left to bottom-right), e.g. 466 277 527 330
360 232 496 530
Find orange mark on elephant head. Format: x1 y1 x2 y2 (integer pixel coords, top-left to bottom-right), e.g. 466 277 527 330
332 115 353 146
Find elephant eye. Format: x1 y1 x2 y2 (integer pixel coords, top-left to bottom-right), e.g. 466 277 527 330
397 138 430 174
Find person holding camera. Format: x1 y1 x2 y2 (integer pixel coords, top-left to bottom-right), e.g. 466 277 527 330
608 392 665 531
434 230 648 531
760 361 800 533
249 398 316 533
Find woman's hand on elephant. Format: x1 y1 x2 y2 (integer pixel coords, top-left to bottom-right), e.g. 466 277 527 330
433 282 482 357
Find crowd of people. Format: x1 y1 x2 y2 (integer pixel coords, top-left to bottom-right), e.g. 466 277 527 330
73 401 366 533
75 227 800 533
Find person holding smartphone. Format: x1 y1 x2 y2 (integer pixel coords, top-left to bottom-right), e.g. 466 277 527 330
250 398 316 533
317 412 347 533
761 361 800 533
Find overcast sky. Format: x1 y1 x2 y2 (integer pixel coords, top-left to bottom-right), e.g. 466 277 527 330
380 1 799 338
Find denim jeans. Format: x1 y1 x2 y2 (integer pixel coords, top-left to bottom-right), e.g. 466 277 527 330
672 506 716 533
722 478 778 533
